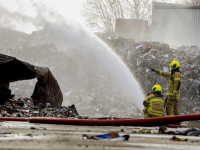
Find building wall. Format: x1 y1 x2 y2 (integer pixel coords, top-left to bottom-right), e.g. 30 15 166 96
115 19 148 38
152 3 200 46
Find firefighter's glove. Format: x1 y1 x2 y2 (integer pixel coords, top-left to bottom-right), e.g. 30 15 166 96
143 101 148 107
143 101 146 106
150 68 156 72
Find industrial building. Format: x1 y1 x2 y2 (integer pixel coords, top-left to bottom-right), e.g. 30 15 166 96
115 19 148 37
151 2 200 46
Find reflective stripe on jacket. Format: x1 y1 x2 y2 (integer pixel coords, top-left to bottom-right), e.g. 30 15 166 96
156 70 182 100
145 94 165 117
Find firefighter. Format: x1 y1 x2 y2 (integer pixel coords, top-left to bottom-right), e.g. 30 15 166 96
143 85 165 118
150 60 182 116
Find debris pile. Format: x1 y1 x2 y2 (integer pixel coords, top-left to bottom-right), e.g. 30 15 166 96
1 28 199 117
0 98 81 118
106 36 200 114
0 29 141 118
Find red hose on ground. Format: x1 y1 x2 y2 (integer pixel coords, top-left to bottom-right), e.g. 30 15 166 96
28 114 200 126
0 117 28 122
0 117 188 128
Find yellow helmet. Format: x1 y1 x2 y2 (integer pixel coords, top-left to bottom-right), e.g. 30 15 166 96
152 85 162 92
169 61 180 69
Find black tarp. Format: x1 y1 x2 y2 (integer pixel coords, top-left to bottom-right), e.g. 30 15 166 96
0 53 63 107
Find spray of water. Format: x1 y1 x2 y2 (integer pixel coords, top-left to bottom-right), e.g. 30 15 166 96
0 1 145 117
39 21 145 110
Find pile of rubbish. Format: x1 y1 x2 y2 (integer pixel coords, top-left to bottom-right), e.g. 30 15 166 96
1 28 200 117
106 36 200 115
0 28 141 118
0 98 81 118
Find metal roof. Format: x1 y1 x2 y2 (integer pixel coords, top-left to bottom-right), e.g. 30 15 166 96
153 2 200 9
0 53 15 64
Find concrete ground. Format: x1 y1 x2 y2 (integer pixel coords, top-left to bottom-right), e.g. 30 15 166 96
0 121 200 150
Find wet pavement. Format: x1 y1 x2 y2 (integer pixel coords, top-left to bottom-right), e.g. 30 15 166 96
0 121 200 149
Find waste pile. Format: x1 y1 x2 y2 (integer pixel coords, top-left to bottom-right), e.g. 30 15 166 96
2 28 199 117
106 36 200 115
0 98 81 118
0 29 141 118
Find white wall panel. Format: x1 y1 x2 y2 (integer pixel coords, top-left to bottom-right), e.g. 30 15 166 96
152 3 200 46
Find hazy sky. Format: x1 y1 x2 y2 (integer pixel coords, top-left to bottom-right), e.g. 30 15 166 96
41 0 86 24
0 0 86 24
0 0 181 34
0 0 182 24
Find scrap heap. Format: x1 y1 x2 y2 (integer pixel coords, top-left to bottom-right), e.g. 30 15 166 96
0 29 141 118
1 28 199 118
106 37 200 115
0 98 81 118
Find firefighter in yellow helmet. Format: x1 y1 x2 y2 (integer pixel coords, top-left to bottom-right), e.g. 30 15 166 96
142 85 165 118
150 61 182 116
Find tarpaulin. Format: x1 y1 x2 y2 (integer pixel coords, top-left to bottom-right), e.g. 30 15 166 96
0 53 63 107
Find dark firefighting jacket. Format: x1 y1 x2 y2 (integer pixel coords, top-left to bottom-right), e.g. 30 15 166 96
156 70 182 100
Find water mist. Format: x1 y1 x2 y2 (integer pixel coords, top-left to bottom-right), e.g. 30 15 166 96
0 2 145 117
38 21 145 111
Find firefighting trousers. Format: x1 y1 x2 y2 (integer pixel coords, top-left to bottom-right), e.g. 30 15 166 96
166 96 180 116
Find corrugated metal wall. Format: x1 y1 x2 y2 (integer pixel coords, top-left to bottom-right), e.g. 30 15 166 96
152 5 200 46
